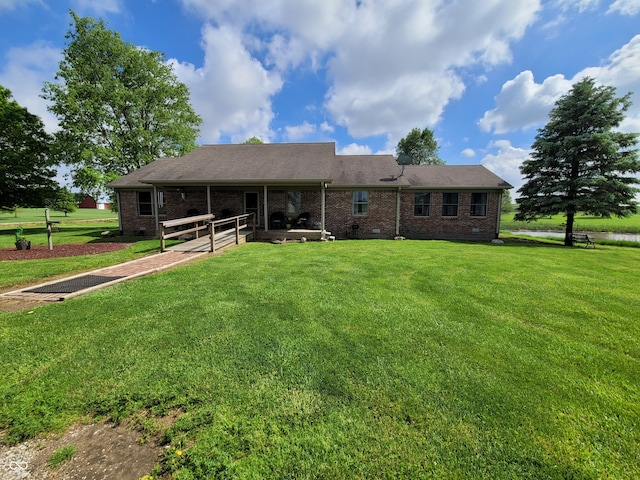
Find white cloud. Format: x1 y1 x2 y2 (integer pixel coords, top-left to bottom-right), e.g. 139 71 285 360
607 0 640 15
180 0 541 144
461 148 476 157
478 71 571 133
169 24 283 143
479 35 640 134
553 0 601 12
320 121 334 133
337 143 372 155
0 42 60 133
481 140 531 195
284 121 315 141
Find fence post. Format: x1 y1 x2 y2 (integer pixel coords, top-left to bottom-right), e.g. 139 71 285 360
235 217 240 245
252 213 256 239
209 221 215 252
160 223 166 252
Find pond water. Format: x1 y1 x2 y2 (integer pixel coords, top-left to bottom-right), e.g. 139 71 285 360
509 231 640 243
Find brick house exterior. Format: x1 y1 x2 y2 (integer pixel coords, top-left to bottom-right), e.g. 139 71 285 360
108 143 511 241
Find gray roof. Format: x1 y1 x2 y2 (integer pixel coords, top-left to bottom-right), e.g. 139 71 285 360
108 143 512 190
403 165 512 189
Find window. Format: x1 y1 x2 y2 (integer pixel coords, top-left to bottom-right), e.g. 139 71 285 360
470 192 488 217
442 192 458 216
286 191 301 216
353 191 369 216
414 192 430 216
138 191 153 216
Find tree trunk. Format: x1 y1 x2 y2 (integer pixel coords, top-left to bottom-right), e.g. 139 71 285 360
565 212 575 246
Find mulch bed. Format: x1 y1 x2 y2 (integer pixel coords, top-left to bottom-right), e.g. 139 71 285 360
0 242 132 261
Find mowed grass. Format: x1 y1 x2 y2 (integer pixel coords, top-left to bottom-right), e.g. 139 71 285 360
501 212 640 233
0 207 117 224
1 240 638 479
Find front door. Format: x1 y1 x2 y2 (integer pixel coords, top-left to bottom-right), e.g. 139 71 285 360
244 192 259 225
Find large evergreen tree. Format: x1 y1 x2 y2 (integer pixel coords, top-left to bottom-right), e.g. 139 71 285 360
0 85 58 211
396 127 444 165
516 77 640 246
42 11 202 198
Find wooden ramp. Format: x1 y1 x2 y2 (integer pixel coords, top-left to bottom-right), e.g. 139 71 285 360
167 230 253 253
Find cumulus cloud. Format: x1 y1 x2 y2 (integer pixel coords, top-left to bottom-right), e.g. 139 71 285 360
0 42 60 133
179 0 541 144
461 148 476 157
284 121 315 141
337 143 373 155
607 0 640 15
479 35 640 134
478 71 571 133
481 140 531 195
169 24 282 143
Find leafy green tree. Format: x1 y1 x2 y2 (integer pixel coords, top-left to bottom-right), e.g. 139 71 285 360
46 187 77 216
516 77 640 246
501 189 515 214
0 85 58 211
396 127 444 165
243 136 264 144
42 11 202 198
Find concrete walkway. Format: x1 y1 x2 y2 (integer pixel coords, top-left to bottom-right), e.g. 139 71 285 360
1 250 208 304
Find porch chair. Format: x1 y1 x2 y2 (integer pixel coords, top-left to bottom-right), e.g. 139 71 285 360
296 212 310 228
270 211 286 229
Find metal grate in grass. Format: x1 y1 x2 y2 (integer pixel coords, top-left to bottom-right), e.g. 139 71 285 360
24 275 125 294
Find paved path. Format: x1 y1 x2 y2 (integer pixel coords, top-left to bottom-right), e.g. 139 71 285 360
1 250 207 304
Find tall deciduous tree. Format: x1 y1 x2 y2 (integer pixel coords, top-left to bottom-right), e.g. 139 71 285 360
396 127 444 165
42 11 202 198
0 85 58 211
516 77 640 246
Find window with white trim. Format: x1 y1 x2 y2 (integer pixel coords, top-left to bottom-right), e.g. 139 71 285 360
353 191 369 216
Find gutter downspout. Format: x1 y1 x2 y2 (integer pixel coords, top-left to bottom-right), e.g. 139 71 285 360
321 182 326 238
395 187 402 237
264 185 269 231
496 190 503 239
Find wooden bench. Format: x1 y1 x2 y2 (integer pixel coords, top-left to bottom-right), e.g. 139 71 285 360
571 233 595 248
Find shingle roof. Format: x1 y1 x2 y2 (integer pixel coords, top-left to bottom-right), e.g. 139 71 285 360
107 143 512 190
403 165 512 189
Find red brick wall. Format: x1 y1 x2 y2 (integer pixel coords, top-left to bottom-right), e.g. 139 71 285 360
325 190 398 239
399 190 501 240
118 187 502 240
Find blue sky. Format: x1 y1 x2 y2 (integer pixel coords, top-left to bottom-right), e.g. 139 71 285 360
1 0 639 194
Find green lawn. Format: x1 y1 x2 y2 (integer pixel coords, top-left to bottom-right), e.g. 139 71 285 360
501 212 640 233
1 240 638 479
0 207 117 224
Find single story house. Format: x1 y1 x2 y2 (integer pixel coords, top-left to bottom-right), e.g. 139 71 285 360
108 142 512 241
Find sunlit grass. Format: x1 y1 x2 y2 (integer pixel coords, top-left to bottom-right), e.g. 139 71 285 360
1 240 638 478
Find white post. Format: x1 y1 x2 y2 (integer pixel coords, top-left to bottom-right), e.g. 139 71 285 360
45 208 53 250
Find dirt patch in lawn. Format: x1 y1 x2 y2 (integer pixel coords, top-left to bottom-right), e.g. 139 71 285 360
0 417 173 480
0 243 132 261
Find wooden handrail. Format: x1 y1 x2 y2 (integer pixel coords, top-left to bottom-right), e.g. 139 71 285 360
162 213 255 252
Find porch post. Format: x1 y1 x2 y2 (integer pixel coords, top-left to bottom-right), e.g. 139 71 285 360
263 185 269 231
153 185 159 234
207 185 212 214
321 182 326 233
395 187 401 236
